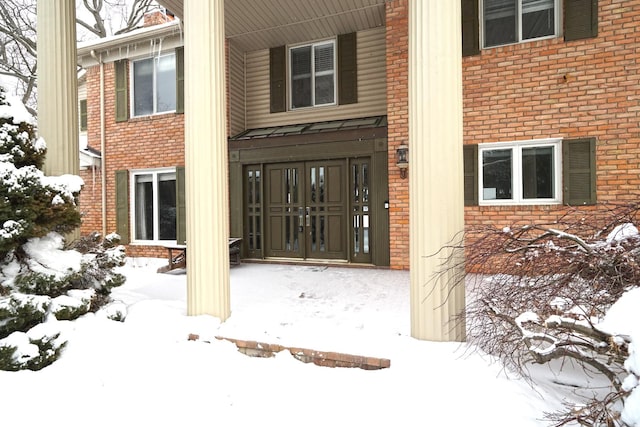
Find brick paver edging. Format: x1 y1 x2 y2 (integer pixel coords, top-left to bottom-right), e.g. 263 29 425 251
188 334 390 370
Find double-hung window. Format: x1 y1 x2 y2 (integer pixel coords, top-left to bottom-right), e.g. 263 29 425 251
132 169 177 242
131 53 176 116
290 40 336 109
479 139 562 205
483 0 558 48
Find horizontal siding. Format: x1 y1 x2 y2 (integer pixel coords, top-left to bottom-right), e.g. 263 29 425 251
244 26 386 129
229 43 246 137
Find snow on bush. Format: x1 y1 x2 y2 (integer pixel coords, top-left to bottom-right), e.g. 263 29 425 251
460 206 640 426
0 85 127 371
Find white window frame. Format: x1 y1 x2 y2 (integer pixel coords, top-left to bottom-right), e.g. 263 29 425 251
481 0 560 48
130 167 177 244
129 52 176 117
478 138 562 206
288 39 337 110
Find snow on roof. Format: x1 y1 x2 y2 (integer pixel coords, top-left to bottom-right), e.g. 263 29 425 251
77 19 182 53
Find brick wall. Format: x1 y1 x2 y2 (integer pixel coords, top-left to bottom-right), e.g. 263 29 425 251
386 0 409 270
82 63 185 258
463 0 640 229
78 166 103 235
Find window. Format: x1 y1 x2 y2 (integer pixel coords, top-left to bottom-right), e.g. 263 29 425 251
289 40 336 109
131 169 176 242
131 53 176 116
479 139 562 204
483 0 558 48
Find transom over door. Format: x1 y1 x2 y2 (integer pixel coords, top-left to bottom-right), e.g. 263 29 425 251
265 161 347 260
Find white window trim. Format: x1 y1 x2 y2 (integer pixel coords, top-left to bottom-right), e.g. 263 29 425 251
130 167 177 245
478 138 562 206
480 0 561 49
288 39 337 110
129 52 176 118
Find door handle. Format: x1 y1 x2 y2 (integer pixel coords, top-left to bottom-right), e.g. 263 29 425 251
306 207 311 227
298 207 304 232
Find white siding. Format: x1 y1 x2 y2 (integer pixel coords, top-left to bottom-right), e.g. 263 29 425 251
244 27 386 129
229 42 246 137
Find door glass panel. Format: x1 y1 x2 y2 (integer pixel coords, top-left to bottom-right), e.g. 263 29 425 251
353 165 359 202
320 215 325 251
255 170 261 203
285 215 291 250
319 167 325 203
311 215 317 251
246 166 262 252
248 170 254 204
310 167 316 203
353 209 360 254
363 214 369 254
362 164 369 203
256 208 261 250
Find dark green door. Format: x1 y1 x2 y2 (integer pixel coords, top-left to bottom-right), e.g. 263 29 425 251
265 163 305 258
264 160 347 260
350 158 372 264
305 160 347 260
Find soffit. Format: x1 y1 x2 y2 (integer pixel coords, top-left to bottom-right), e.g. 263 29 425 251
157 0 386 52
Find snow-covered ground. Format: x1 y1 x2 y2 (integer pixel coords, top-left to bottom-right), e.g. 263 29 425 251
0 259 629 426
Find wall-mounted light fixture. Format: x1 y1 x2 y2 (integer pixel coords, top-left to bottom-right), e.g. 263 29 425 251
396 144 408 179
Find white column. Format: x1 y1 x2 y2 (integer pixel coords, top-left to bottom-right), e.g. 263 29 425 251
36 0 79 177
184 1 231 319
409 0 466 341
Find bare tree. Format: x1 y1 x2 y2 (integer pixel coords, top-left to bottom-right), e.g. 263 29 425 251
0 0 157 116
433 202 640 426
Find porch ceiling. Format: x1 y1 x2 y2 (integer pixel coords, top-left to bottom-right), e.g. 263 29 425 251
156 0 386 51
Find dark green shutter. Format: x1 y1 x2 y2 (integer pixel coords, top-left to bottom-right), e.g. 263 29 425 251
115 170 130 244
463 144 478 206
563 138 596 205
269 46 286 113
175 47 184 114
338 32 358 105
564 0 598 41
176 166 186 245
462 0 480 56
79 99 88 131
114 60 129 122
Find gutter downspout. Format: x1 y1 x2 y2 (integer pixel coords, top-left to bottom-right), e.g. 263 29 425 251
90 50 107 238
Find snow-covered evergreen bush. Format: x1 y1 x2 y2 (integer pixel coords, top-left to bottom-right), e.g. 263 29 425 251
0 86 126 371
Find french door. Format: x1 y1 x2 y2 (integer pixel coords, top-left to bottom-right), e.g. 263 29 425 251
265 160 347 260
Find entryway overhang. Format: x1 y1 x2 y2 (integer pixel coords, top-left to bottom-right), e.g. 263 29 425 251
156 0 386 52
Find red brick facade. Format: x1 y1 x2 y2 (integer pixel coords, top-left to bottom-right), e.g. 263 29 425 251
463 0 640 228
385 0 410 270
80 63 185 258
79 0 640 269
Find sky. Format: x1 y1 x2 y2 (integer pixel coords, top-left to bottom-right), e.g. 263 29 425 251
2 254 637 427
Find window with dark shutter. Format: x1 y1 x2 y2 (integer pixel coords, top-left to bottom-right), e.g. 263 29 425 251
463 144 479 206
176 166 186 245
338 32 358 104
462 0 480 57
115 170 130 244
562 138 596 205
79 99 88 131
270 46 286 113
114 60 129 122
176 47 184 114
564 0 598 41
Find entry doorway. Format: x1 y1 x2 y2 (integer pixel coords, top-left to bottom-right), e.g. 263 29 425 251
245 158 373 263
